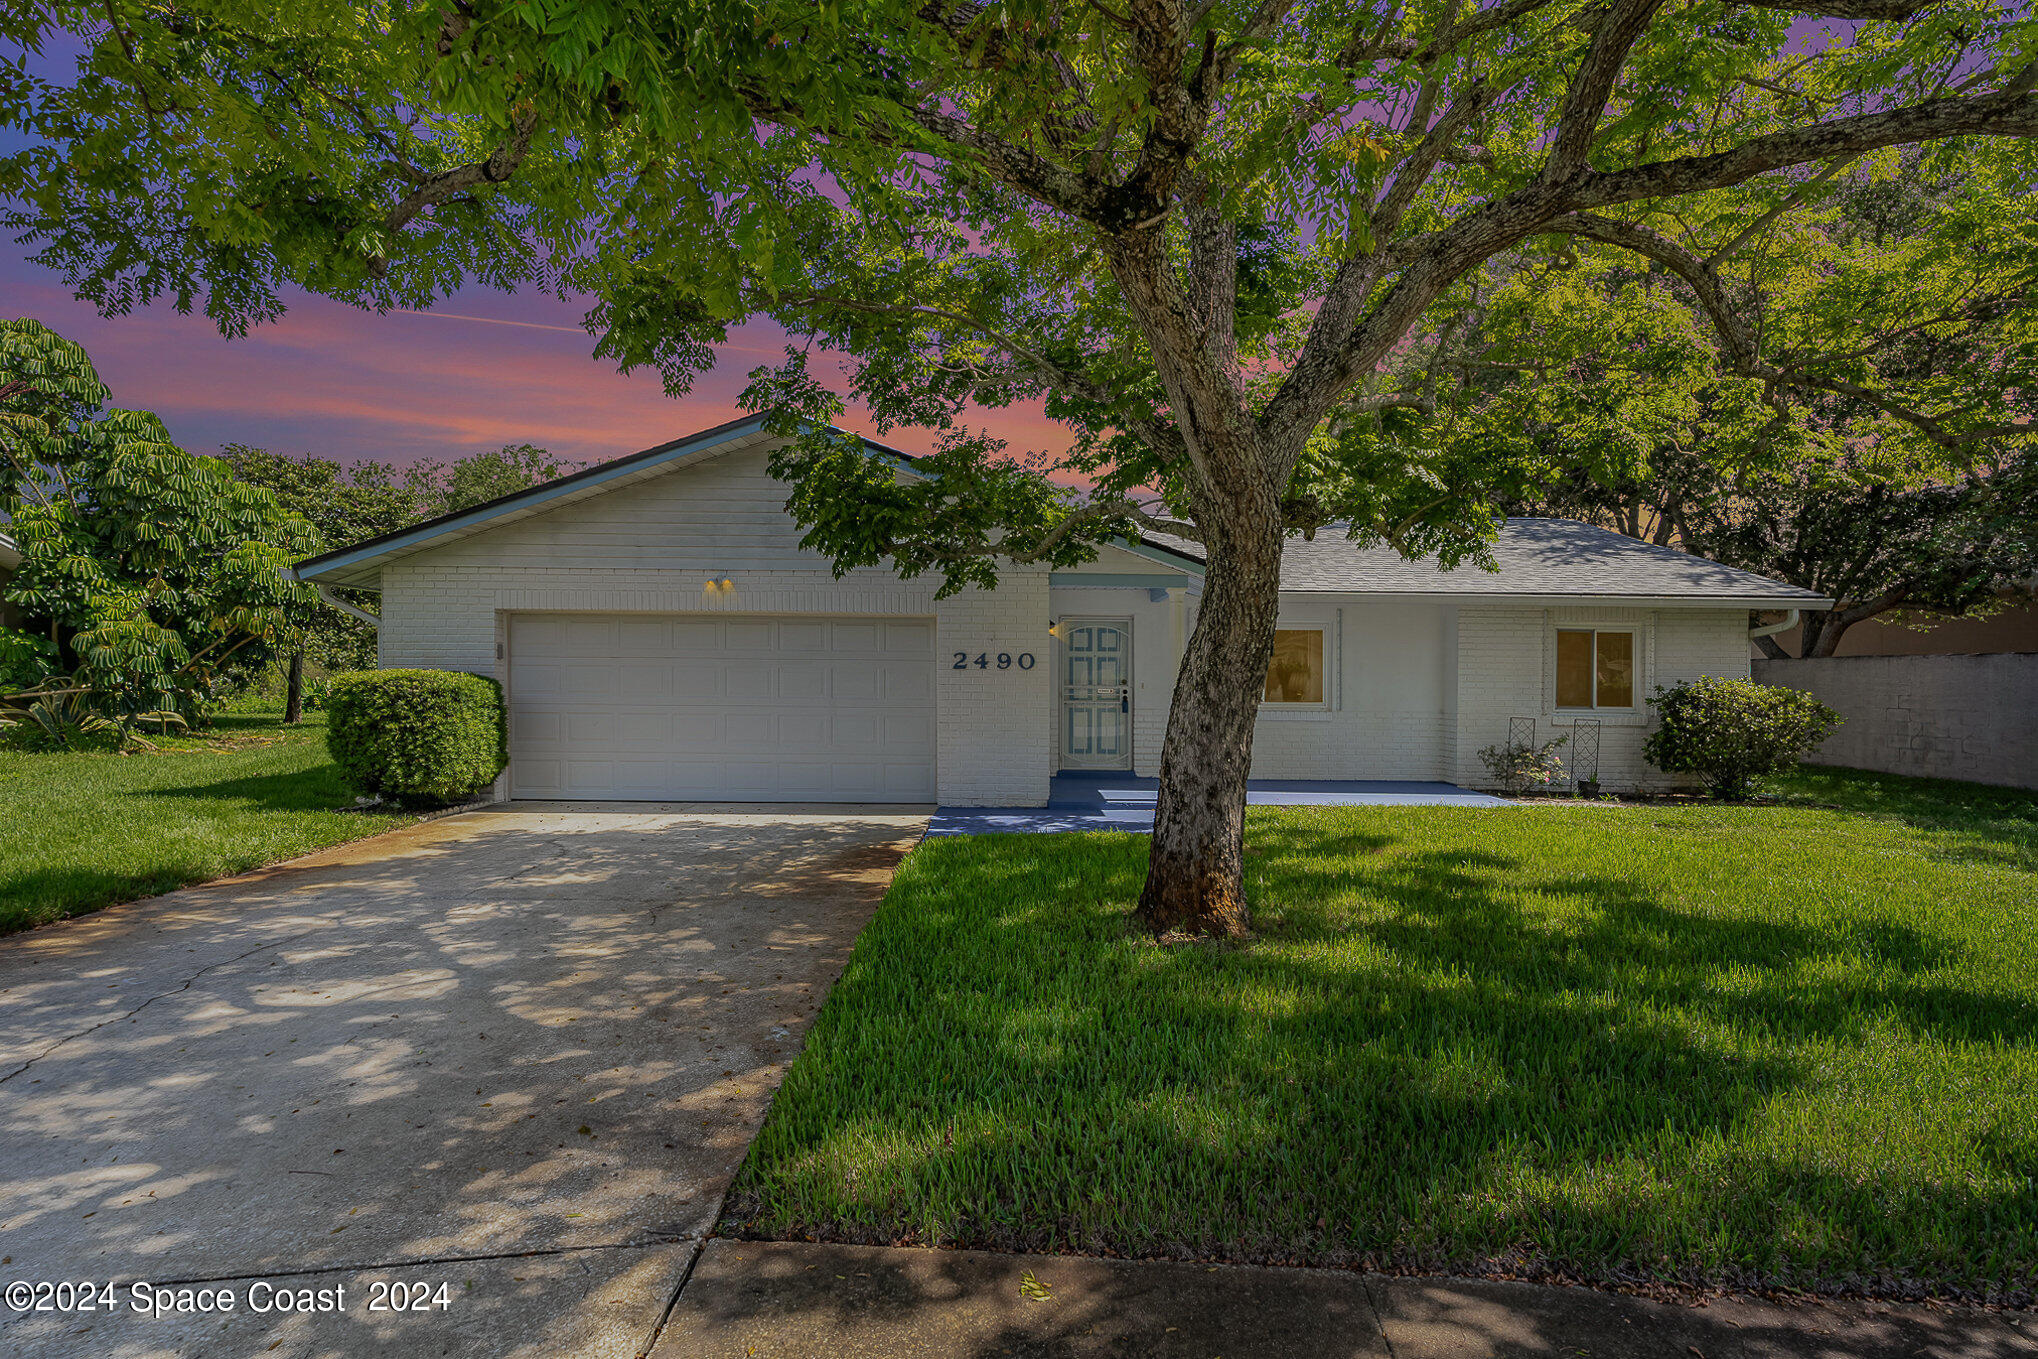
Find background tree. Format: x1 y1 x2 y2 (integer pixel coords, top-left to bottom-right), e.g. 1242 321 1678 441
402 442 582 518
218 444 416 717
7 0 2038 934
220 441 583 717
1434 152 2038 657
0 319 319 716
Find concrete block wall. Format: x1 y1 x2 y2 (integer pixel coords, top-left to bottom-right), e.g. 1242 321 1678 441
1754 653 2037 790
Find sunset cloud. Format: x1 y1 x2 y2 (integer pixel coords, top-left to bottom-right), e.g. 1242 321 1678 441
3 257 1075 469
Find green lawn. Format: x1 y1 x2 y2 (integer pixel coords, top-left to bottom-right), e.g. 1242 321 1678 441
0 714 416 934
729 768 2038 1299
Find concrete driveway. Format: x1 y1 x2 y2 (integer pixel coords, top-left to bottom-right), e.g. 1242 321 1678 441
0 804 927 1358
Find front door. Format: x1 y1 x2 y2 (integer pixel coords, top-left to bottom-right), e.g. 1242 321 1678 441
1060 620 1132 769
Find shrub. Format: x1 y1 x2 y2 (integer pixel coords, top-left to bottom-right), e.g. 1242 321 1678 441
1477 734 1567 795
326 669 506 805
1644 676 1841 799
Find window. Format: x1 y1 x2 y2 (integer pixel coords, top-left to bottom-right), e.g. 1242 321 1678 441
1556 628 1636 709
1263 628 1326 705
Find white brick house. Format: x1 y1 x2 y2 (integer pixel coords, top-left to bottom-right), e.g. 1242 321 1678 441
293 416 1828 805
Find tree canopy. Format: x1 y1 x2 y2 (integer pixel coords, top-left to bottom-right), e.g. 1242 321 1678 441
0 318 319 711
5 0 2036 930
1423 153 2038 654
220 440 581 674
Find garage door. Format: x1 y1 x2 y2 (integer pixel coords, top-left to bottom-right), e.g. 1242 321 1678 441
508 613 936 801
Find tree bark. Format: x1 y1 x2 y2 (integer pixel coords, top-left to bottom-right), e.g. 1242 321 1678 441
284 649 304 724
1135 502 1285 938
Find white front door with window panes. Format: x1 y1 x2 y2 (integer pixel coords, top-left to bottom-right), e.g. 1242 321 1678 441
1060 621 1132 768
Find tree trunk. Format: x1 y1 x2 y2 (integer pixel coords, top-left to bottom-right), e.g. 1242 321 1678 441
284 650 304 724
1135 513 1285 938
1802 610 1849 657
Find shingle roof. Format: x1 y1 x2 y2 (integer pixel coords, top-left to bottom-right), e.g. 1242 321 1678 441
1143 518 1829 604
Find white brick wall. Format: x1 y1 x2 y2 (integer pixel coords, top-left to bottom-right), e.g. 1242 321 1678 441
1249 600 1452 779
935 572 1052 806
1451 605 1753 791
366 440 1758 802
375 444 1053 808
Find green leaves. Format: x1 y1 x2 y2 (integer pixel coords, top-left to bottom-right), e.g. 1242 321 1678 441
0 318 321 711
5 0 2037 607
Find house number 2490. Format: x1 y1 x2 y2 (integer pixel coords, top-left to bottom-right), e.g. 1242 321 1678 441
953 652 1035 670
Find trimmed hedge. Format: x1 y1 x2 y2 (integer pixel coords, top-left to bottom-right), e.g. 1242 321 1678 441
1644 675 1841 800
326 669 507 805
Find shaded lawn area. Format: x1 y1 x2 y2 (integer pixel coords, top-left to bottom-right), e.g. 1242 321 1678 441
729 767 2038 1299
0 715 416 934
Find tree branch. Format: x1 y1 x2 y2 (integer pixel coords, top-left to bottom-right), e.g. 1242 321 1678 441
373 109 539 271
1543 0 1665 180
1544 211 2035 454
1732 0 1936 18
1261 79 2038 456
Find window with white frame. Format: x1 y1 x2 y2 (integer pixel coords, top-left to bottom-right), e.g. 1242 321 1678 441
1555 627 1637 709
1262 627 1328 706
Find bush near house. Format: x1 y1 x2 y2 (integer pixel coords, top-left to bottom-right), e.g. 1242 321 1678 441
327 670 506 805
1644 676 1841 799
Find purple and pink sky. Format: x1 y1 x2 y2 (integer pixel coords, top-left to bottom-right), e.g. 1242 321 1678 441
1 14 1858 474
4 249 1076 468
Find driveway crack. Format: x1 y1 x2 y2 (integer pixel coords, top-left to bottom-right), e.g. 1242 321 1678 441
0 929 323 1086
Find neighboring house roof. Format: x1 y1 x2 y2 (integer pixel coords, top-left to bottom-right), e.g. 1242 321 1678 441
0 531 17 572
292 417 1825 607
1138 518 1830 606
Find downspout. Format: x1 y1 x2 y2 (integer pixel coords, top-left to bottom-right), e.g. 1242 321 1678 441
1748 608 1799 641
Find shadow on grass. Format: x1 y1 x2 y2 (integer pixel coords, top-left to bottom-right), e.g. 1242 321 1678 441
728 818 2038 1297
1776 766 2038 872
139 764 361 813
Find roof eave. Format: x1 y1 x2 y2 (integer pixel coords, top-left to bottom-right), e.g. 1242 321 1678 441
292 416 928 588
1271 588 1834 608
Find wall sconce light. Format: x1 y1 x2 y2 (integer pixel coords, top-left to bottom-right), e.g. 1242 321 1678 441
1047 619 1061 638
702 575 736 601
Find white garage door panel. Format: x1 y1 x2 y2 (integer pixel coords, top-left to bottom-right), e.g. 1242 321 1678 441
509 613 936 802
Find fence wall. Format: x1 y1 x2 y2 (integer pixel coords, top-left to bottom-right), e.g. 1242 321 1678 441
1753 654 2037 790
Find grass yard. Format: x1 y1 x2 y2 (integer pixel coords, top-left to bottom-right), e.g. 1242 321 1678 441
729 768 2038 1300
0 714 416 934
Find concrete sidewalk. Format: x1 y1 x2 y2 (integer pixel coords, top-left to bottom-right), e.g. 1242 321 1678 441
656 1239 2037 1358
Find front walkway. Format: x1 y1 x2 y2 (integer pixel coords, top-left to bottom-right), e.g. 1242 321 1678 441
928 771 1509 835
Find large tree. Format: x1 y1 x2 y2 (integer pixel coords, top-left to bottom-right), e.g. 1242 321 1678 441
0 319 319 714
1430 155 2038 657
6 1 2038 934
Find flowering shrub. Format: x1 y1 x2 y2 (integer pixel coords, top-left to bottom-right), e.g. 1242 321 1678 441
1478 734 1568 795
